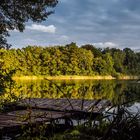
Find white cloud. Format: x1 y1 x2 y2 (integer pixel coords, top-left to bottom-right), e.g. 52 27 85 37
59 35 69 41
8 29 19 32
94 42 118 48
56 35 69 44
12 29 19 32
26 24 56 33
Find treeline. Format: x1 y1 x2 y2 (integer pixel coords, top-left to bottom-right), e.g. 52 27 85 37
0 43 140 77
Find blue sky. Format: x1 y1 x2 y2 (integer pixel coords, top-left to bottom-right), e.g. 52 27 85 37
8 0 140 50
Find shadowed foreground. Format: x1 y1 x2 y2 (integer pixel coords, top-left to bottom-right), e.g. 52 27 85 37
0 98 110 139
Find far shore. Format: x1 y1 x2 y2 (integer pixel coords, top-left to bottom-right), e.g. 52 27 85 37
12 75 140 80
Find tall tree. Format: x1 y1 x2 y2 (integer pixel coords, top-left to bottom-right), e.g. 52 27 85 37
123 48 138 74
81 44 102 57
0 0 58 48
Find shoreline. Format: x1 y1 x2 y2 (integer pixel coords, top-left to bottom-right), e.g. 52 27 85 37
12 75 140 80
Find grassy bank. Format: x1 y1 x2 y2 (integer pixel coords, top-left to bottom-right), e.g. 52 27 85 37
12 75 140 80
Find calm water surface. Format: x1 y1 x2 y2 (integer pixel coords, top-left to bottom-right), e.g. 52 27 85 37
1 79 140 109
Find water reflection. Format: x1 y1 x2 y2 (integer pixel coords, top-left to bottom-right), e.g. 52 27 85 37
0 80 140 106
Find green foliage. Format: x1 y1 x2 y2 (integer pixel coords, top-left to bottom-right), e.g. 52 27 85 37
123 48 140 74
0 48 21 111
81 44 102 57
93 57 108 75
0 44 140 77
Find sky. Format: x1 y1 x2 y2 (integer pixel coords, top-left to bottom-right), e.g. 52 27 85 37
8 0 140 50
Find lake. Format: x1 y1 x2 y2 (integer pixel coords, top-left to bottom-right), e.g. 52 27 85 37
1 79 140 110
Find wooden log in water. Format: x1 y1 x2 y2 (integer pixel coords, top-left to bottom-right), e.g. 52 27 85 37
16 98 108 112
0 109 72 137
0 98 111 137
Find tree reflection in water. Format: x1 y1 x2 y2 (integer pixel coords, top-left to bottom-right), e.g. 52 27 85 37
0 80 140 106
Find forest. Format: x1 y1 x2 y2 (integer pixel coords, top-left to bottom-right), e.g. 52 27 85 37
0 42 140 77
